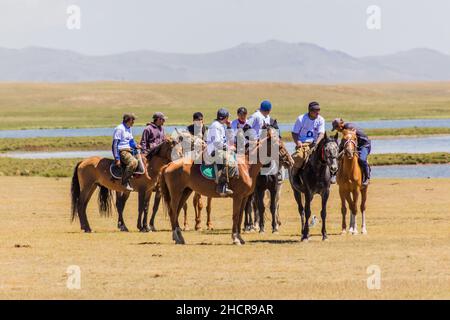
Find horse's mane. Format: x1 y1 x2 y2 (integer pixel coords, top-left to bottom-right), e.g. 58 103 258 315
145 137 173 160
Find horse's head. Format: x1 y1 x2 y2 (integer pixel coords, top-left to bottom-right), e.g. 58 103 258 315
321 132 339 175
147 137 183 162
261 122 294 168
341 129 358 160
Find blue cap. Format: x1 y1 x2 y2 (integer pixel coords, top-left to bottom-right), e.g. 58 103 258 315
217 108 230 120
260 100 272 112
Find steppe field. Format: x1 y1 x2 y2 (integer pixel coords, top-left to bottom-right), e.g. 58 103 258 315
2 82 450 129
0 176 449 299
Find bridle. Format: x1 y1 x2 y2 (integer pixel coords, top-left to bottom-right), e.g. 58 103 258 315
342 134 358 159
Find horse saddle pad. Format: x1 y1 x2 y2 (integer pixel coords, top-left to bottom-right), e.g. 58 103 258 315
200 164 216 180
110 158 145 180
199 163 239 181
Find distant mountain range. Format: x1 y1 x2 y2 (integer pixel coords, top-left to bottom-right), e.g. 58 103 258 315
1 40 450 83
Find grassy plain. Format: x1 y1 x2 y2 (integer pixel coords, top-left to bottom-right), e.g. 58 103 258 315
1 82 450 130
0 176 448 299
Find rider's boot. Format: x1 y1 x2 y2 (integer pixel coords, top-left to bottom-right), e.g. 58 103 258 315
216 173 233 197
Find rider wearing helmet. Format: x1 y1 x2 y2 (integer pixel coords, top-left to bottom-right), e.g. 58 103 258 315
247 100 272 140
291 102 326 179
206 108 236 197
332 118 371 186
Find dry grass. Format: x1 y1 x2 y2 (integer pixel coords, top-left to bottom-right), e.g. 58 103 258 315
1 82 450 129
0 177 449 299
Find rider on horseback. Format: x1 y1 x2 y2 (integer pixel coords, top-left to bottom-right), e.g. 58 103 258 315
291 102 326 180
332 118 371 186
112 113 141 191
247 100 272 140
206 108 236 197
140 112 167 156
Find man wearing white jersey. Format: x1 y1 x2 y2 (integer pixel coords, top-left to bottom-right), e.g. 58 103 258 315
206 108 236 197
291 101 326 178
247 100 272 140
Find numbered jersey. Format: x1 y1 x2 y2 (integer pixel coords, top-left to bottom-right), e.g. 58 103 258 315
292 113 325 143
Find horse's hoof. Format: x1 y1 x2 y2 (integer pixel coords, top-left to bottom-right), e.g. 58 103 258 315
272 230 279 235
322 236 329 242
207 225 214 231
119 226 129 232
233 239 242 245
301 237 309 243
183 226 190 231
83 228 92 233
362 228 367 235
341 229 347 235
150 225 157 232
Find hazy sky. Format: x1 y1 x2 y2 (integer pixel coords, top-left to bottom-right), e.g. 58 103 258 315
1 0 449 56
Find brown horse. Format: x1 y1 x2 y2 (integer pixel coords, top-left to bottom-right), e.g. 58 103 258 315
159 129 293 245
70 138 182 232
337 129 368 235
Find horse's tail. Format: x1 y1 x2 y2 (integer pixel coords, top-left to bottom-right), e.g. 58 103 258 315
98 185 113 217
71 161 82 222
159 165 171 217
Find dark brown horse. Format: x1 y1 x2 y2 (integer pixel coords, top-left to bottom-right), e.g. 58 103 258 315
70 138 182 232
159 129 293 245
337 129 368 235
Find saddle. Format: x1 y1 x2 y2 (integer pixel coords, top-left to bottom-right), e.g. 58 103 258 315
110 155 146 180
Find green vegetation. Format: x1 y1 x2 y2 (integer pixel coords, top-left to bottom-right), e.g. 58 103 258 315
365 127 450 137
1 82 450 130
370 153 450 166
0 136 111 152
0 158 81 178
1 153 448 178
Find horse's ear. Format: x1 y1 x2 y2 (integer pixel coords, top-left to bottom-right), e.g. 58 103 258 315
272 119 279 129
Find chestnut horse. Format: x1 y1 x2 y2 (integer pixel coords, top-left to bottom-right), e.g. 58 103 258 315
337 129 368 235
159 128 293 245
70 138 182 232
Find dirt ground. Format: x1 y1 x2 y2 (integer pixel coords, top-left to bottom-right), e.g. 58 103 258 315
0 176 449 299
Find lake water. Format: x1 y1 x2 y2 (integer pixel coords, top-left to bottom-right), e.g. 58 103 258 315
2 118 450 139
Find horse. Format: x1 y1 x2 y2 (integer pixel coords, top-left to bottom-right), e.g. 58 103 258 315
244 167 283 233
289 133 339 241
159 127 294 245
337 129 368 235
70 137 182 232
148 188 214 231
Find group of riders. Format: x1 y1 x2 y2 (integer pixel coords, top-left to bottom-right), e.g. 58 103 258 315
112 101 372 194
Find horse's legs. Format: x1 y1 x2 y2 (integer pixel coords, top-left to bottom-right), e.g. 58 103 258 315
243 194 253 232
206 197 213 230
193 193 202 231
302 193 312 241
182 202 189 231
116 191 130 232
172 188 193 244
77 183 97 232
139 190 151 232
252 195 259 231
320 190 330 241
232 196 246 245
269 188 278 233
275 183 282 227
339 188 348 234
137 190 150 232
361 186 368 234
255 188 266 233
293 190 305 235
349 190 359 234
149 189 161 232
